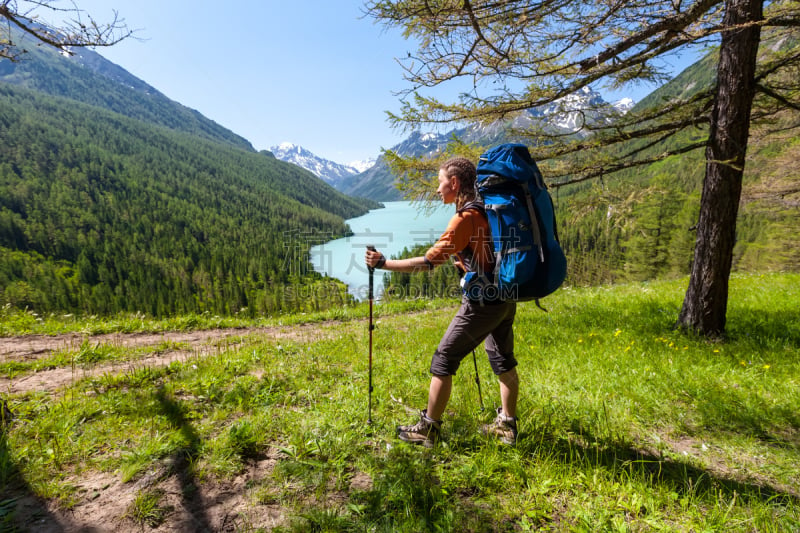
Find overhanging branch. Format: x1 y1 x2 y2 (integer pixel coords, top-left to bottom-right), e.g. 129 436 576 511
550 140 707 188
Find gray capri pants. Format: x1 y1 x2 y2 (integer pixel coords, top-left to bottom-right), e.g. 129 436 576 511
430 297 517 376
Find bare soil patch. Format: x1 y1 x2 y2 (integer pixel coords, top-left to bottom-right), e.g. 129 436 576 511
0 323 342 396
1 321 355 532
11 455 285 532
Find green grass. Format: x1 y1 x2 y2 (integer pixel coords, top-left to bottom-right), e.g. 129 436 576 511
125 488 171 528
0 297 455 337
0 339 172 378
1 273 799 531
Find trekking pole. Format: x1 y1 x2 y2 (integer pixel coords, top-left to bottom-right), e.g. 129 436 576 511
472 349 484 411
366 245 377 424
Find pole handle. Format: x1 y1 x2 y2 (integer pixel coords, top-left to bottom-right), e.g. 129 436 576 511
366 245 376 299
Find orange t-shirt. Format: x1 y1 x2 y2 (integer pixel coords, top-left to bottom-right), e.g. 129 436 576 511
424 208 494 274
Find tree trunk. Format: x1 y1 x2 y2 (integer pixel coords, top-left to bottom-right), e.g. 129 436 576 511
677 0 762 337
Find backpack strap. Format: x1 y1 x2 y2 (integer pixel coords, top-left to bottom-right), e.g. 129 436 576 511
523 184 545 263
454 200 490 277
457 200 485 214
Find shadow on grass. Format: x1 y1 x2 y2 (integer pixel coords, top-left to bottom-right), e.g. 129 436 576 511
521 421 800 505
687 381 800 450
153 387 213 531
283 443 503 532
274 420 797 532
1 412 72 532
561 298 800 351
726 308 800 349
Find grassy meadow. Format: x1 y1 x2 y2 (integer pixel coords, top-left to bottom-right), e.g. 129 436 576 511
1 272 799 531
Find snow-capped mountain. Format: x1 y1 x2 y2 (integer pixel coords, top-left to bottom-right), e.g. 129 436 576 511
348 158 377 173
530 86 610 132
392 131 451 158
334 131 453 201
613 98 635 113
339 87 634 201
270 142 367 185
499 87 634 135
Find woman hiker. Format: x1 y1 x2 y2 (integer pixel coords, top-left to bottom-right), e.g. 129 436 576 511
364 156 519 447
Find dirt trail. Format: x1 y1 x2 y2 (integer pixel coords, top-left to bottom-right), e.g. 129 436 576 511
1 320 361 532
1 323 337 396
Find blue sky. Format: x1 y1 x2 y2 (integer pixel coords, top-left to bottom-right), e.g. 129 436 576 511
48 1 701 164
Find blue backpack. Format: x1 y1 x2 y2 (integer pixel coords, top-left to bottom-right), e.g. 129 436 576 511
461 143 567 305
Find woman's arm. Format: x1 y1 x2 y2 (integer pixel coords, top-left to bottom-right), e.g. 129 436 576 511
365 249 432 273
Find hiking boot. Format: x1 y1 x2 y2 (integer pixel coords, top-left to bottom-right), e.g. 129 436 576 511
397 409 441 448
482 407 518 446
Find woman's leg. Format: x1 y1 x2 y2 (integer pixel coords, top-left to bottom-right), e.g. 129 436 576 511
426 374 452 421
497 368 519 418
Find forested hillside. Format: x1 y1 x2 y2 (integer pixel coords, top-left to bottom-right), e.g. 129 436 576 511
2 25 796 316
382 40 799 297
0 38 379 317
0 33 253 151
553 39 799 287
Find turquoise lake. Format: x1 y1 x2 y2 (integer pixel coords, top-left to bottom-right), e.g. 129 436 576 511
310 201 455 299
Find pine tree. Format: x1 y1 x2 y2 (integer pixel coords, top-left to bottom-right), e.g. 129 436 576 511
365 0 800 336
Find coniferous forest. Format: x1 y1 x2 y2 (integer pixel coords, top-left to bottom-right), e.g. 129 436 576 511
0 84 378 316
549 46 800 288
381 41 799 298
0 38 381 317
2 25 798 317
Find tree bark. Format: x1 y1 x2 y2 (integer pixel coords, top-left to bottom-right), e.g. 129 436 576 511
677 0 763 337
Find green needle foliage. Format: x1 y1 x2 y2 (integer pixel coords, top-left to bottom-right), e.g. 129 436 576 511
0 30 381 319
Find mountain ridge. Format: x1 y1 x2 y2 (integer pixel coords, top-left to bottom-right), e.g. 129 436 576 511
0 28 379 316
330 87 635 201
269 142 375 185
0 28 254 151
